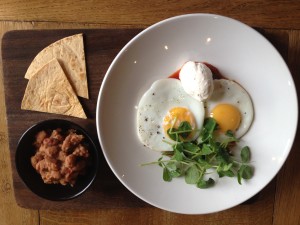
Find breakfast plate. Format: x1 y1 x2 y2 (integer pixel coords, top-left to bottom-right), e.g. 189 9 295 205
96 14 298 214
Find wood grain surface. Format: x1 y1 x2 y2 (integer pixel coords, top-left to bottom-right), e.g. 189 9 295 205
1 25 298 225
0 0 299 30
273 30 300 225
0 1 299 224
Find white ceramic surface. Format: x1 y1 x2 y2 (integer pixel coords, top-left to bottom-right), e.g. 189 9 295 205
96 14 298 214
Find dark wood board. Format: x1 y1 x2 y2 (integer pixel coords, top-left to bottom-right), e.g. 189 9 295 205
1 29 289 210
2 29 147 209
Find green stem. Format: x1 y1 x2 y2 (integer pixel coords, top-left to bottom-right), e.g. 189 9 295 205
169 129 193 134
183 149 198 155
140 159 177 166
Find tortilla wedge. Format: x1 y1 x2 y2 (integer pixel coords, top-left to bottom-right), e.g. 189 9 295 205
24 33 88 99
21 58 87 119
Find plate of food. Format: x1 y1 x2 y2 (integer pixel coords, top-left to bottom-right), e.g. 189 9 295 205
96 14 298 214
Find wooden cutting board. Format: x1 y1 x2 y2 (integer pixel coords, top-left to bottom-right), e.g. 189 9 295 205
1 29 288 209
2 29 148 209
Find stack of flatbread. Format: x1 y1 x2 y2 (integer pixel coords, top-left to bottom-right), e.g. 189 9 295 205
21 34 88 119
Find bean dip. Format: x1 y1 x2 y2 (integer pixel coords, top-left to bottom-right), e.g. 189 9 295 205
31 128 89 186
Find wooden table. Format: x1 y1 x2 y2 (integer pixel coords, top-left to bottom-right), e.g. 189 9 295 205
0 1 299 224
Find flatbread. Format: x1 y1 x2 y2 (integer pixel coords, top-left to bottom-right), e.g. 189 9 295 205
21 58 87 119
24 33 88 99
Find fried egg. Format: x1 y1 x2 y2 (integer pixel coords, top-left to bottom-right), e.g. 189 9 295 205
206 79 254 138
137 79 205 151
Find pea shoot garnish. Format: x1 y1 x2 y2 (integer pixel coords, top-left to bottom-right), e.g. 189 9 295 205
141 118 254 188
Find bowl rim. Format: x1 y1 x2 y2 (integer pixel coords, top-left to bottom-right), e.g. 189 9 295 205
95 13 298 214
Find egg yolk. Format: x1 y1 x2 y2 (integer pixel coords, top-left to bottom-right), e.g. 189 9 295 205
163 107 196 140
210 104 241 133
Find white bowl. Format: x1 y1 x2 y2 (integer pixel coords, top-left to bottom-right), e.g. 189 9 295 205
96 14 298 214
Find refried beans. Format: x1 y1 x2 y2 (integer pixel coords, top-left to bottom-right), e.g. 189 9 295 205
31 128 89 186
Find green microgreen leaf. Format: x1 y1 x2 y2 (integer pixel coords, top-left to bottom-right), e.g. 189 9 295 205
166 161 176 171
201 144 214 155
225 130 234 138
173 143 183 152
240 165 254 179
237 169 242 184
205 118 217 133
170 169 181 178
216 162 233 173
237 165 254 184
197 158 213 169
241 146 251 163
165 161 182 178
218 169 235 178
185 165 200 184
199 118 217 143
223 163 233 171
177 121 192 139
167 128 179 141
183 142 200 152
197 178 215 189
174 149 183 161
163 167 172 181
216 147 232 164
158 157 163 167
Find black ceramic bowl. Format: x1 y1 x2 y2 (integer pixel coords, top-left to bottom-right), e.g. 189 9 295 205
15 119 99 201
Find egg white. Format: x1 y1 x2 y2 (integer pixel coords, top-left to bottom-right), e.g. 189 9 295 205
206 79 254 138
137 79 205 151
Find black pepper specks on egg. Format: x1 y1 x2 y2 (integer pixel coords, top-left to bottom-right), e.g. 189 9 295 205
145 117 148 122
157 131 160 134
152 92 155 95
